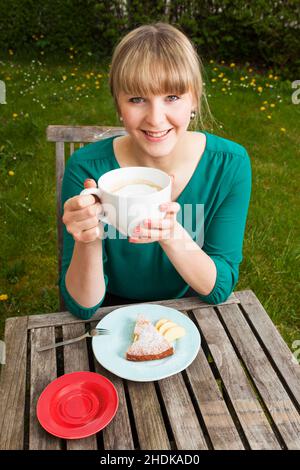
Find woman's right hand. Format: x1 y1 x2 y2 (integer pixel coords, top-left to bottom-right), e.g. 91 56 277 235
62 179 104 243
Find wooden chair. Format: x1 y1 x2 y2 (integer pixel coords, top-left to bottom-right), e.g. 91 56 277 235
46 125 127 311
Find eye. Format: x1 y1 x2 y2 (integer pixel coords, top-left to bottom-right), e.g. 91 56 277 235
128 97 144 103
167 95 180 101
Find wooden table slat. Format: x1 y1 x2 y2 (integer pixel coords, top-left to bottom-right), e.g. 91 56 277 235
29 327 61 450
186 347 245 449
62 323 97 450
217 302 300 450
235 290 300 406
0 317 28 450
158 373 208 450
193 307 282 450
127 381 171 450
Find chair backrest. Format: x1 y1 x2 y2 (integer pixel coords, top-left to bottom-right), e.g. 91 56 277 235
46 125 127 311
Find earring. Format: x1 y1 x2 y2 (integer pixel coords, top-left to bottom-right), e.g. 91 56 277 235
190 111 196 120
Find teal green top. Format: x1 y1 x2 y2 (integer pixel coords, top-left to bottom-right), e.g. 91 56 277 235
60 131 251 319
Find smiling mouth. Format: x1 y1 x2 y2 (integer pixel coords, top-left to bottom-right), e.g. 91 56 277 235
141 129 173 138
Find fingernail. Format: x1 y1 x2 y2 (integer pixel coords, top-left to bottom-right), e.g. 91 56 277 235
160 204 168 210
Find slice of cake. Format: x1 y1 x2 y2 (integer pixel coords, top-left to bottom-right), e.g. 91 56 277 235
126 315 174 361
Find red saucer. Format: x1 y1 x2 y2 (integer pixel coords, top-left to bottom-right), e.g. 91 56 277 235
37 371 118 439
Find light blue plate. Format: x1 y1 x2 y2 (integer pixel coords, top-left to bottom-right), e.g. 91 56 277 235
92 303 201 382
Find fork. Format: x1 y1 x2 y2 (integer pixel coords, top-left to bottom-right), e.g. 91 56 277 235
36 328 109 352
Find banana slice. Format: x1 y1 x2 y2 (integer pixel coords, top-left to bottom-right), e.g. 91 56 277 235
164 326 186 343
155 318 169 330
158 321 177 335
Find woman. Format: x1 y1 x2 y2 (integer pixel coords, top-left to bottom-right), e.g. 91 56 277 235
60 22 252 319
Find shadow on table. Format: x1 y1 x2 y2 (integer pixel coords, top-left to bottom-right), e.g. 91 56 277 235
100 287 198 307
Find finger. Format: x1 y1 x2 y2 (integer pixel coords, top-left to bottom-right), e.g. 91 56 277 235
159 202 181 213
63 202 102 227
132 224 171 239
129 228 171 242
83 178 97 189
64 194 99 212
73 225 101 243
142 218 172 230
69 214 100 234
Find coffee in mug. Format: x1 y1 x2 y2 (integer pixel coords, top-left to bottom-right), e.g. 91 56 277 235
110 179 163 197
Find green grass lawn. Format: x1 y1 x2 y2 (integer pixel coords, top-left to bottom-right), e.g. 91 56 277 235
0 54 299 351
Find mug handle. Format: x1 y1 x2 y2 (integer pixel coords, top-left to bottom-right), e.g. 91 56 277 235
80 188 110 225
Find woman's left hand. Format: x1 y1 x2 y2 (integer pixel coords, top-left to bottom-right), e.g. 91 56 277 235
128 201 181 244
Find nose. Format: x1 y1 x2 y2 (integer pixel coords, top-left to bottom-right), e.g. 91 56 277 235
145 100 167 128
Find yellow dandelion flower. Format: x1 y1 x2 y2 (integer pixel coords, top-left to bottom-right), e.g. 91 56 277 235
240 77 245 81
95 81 100 85
0 294 8 301
260 106 266 111
230 63 235 67
69 55 74 59
270 103 275 108
248 68 253 72
97 73 102 78
96 86 100 89
213 67 218 71
268 74 273 79
266 83 270 87
274 76 279 80
9 49 14 55
71 73 76 77
218 72 224 78
257 86 263 93
9 170 15 176
69 47 74 51
222 77 228 82
86 74 90 79
82 83 86 88
221 60 225 64
12 113 18 118
62 75 67 81
76 86 81 91
211 78 217 82
209 59 214 64
263 100 268 104
267 115 272 119
280 128 286 132
90 72 94 76
221 88 226 92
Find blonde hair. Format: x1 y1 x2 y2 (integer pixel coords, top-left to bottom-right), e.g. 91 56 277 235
109 22 214 131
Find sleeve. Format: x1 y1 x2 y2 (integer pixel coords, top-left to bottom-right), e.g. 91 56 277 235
197 150 252 304
59 153 108 319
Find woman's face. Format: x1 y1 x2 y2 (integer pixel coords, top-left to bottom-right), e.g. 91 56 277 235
117 90 196 158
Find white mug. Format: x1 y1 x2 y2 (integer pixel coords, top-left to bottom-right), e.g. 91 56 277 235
80 167 172 237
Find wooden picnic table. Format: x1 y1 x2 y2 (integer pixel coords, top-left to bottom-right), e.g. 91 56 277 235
1 289 300 451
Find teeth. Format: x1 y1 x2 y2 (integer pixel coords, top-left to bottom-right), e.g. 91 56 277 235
144 130 169 138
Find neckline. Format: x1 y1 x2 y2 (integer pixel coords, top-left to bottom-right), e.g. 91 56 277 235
110 131 209 203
